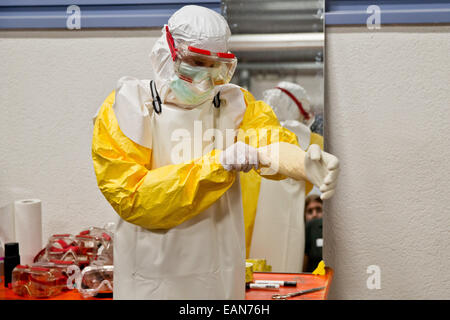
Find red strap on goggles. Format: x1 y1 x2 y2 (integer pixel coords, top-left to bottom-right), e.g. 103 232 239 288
187 45 236 59
165 25 177 61
49 245 79 253
275 87 310 120
165 26 235 61
188 46 211 56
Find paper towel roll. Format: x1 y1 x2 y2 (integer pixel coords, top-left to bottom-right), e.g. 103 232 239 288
14 199 43 264
0 203 15 253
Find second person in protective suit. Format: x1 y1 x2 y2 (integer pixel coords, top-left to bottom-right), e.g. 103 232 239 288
245 81 324 273
91 5 339 300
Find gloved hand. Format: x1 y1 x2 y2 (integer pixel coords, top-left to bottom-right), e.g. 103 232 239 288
305 144 340 200
219 141 259 172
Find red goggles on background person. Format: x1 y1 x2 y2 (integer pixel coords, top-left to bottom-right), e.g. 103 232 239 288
165 25 237 85
275 86 313 121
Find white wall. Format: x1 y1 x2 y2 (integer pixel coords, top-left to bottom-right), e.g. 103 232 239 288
2 26 449 300
0 29 324 249
324 25 450 299
0 29 160 244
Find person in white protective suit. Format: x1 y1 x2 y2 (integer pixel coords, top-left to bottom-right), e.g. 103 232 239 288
247 81 325 273
91 5 339 299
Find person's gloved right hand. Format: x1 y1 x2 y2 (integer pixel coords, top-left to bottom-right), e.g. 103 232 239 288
219 141 259 172
304 144 340 200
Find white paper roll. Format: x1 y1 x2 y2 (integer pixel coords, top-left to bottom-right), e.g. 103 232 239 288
14 199 43 265
0 203 16 256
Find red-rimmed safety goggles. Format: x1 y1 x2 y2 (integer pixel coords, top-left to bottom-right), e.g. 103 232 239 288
165 26 237 85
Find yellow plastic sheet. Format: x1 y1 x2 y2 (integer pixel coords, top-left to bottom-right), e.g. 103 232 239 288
312 260 326 276
245 262 254 283
246 259 272 272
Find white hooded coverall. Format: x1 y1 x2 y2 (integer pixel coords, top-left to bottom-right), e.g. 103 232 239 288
92 6 300 299
247 82 323 273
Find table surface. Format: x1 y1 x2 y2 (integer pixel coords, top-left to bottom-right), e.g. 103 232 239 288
246 268 333 300
0 268 332 300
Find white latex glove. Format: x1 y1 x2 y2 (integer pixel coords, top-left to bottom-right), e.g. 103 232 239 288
305 144 340 200
219 141 259 172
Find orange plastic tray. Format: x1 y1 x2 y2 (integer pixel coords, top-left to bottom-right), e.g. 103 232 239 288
1 268 332 300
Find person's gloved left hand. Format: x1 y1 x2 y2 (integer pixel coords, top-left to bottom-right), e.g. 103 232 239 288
305 144 340 200
219 141 259 172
